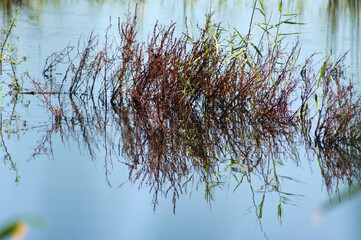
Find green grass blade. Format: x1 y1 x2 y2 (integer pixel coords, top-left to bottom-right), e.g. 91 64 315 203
258 194 266 219
318 59 328 87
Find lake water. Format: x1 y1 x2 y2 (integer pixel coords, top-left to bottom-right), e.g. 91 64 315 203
0 1 360 239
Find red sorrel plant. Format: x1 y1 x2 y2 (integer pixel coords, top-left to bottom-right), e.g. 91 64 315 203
32 2 361 220
300 54 361 192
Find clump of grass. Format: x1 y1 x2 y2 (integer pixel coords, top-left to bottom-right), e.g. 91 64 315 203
32 2 361 217
298 54 361 192
104 7 306 213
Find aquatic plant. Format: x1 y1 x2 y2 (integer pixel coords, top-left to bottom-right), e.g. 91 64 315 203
22 1 361 222
0 8 26 91
299 54 361 192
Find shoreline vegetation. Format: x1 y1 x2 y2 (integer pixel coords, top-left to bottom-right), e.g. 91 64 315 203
1 1 360 230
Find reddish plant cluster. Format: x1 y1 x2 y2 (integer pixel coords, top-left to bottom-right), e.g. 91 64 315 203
299 55 361 191
106 12 305 208
32 9 361 210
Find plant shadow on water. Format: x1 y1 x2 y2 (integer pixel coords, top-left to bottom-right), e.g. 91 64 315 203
1 2 361 239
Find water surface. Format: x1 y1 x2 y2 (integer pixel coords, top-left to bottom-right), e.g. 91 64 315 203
0 1 360 239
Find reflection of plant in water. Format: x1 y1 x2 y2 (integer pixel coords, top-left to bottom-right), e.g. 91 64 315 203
298 53 361 193
0 0 26 16
311 182 361 227
0 112 20 182
3 3 358 230
327 0 361 23
0 9 26 182
24 74 65 160
105 2 302 221
0 88 26 183
23 3 359 222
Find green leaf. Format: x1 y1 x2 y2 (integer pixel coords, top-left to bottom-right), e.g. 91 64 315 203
318 59 329 87
278 0 283 13
282 13 299 17
212 34 220 56
258 194 265 219
233 174 245 192
282 21 305 25
260 0 264 11
275 161 284 166
280 32 307 36
277 203 282 224
249 42 262 57
182 33 194 42
256 7 265 17
182 175 193 188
